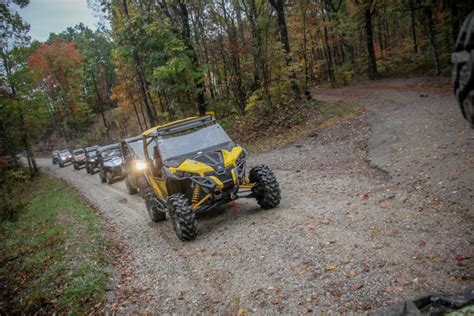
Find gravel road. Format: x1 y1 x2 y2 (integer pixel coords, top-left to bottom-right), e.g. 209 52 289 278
38 77 473 314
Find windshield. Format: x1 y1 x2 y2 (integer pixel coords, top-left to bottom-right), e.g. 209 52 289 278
59 150 70 157
128 139 145 159
157 123 233 161
73 150 84 155
86 149 97 158
101 148 121 160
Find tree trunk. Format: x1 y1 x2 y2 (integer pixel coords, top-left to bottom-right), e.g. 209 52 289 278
177 2 207 116
409 0 418 54
449 0 460 47
121 0 157 126
320 12 335 84
243 0 264 91
364 4 378 79
268 0 300 97
424 3 440 75
19 107 38 177
90 69 111 140
302 1 309 93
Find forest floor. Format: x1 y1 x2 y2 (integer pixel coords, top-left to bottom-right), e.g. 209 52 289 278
37 77 473 313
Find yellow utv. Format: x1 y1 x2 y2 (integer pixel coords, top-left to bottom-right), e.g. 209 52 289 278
142 114 280 241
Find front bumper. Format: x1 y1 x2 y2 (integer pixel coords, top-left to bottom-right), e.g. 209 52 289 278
189 163 253 212
110 166 123 177
88 160 99 168
60 158 72 164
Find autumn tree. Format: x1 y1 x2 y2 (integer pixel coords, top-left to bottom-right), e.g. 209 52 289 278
28 40 90 140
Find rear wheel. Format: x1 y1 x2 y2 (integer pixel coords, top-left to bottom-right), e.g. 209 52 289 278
126 176 138 195
99 170 106 183
453 12 474 127
168 194 197 241
59 162 64 168
106 171 114 185
249 165 281 209
73 162 79 170
145 188 166 222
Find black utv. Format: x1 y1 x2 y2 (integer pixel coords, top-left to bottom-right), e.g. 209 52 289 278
84 145 99 174
120 136 148 196
52 150 59 164
97 144 124 184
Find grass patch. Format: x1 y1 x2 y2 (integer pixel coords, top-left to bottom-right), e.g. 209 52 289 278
0 174 109 314
225 100 360 154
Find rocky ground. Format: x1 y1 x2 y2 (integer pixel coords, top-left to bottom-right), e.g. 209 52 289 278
37 77 473 314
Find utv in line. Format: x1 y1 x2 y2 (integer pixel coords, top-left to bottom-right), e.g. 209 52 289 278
84 145 99 174
72 149 86 170
97 144 124 185
142 114 280 241
57 149 72 168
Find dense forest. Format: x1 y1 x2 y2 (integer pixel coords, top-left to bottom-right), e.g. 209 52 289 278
1 0 472 176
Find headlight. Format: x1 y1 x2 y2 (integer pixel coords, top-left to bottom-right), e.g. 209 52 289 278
91 159 95 162
61 157 66 160
68 155 72 158
135 161 147 170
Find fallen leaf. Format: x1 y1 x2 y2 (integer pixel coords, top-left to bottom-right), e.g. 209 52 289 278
346 271 357 278
271 299 280 305
379 201 389 209
361 303 372 310
419 240 427 247
384 287 393 293
352 283 363 291
360 193 369 201
325 265 337 271
426 253 435 260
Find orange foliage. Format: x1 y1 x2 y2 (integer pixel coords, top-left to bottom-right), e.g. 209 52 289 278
28 40 82 86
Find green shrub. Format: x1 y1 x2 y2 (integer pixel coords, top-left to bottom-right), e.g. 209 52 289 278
0 168 28 220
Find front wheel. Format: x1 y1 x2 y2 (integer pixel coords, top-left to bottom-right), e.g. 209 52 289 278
73 162 79 170
126 176 138 195
145 188 166 222
86 164 91 174
99 170 106 183
137 176 148 198
106 171 114 185
249 165 281 209
168 194 197 241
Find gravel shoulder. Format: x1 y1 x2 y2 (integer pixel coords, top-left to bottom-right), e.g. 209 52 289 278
37 77 473 314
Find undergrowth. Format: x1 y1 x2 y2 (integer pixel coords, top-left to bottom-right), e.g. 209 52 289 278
0 174 109 314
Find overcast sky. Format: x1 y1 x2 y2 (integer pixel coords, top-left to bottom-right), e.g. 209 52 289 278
17 0 100 41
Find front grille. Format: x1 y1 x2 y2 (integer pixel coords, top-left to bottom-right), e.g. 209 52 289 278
216 166 234 189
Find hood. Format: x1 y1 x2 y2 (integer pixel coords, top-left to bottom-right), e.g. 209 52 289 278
75 154 86 161
168 147 243 176
103 156 123 167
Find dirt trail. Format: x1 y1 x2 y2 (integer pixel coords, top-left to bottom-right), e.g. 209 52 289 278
38 77 473 313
